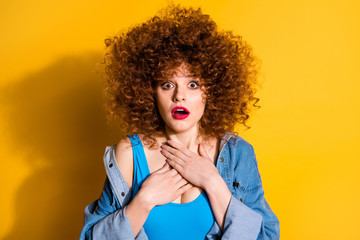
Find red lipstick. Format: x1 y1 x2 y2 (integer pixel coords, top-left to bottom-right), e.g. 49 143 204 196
171 106 190 119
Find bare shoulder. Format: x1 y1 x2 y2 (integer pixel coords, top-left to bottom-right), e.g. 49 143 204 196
115 136 134 189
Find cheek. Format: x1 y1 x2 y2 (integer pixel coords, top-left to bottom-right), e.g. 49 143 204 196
194 96 206 114
197 94 206 106
155 94 169 114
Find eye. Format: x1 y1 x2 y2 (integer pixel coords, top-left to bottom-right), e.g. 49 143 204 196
161 82 174 89
188 81 200 89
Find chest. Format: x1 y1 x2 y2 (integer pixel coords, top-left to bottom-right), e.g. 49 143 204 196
144 143 219 204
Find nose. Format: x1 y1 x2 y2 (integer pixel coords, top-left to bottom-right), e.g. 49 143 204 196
173 86 186 102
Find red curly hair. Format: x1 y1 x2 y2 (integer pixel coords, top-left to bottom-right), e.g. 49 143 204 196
103 4 260 149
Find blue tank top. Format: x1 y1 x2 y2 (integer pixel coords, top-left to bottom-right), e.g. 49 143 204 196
128 135 215 239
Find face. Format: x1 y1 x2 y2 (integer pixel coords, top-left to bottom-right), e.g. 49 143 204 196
155 64 206 133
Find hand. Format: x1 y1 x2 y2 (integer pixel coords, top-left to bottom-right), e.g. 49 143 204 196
160 140 220 190
138 162 192 209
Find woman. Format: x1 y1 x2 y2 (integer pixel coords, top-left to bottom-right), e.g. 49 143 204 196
80 4 280 240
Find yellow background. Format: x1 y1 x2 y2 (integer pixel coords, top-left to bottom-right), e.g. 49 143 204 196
1 0 359 239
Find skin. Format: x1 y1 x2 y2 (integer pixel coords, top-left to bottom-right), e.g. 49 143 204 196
124 63 232 237
155 62 206 139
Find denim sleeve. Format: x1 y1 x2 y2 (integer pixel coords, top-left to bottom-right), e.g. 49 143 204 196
206 145 280 240
79 178 148 240
206 190 279 240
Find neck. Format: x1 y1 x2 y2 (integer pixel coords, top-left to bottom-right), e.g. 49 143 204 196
164 125 202 152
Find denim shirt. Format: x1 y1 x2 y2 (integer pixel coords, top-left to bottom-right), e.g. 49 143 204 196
80 132 280 239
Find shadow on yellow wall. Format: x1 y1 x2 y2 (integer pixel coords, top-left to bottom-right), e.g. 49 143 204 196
2 52 121 239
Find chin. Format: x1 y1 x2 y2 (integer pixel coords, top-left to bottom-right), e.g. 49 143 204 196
165 118 200 133
167 124 192 133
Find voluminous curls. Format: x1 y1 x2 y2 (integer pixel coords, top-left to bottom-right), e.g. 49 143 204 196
103 4 260 148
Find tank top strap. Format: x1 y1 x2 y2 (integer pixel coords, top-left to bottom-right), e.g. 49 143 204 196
127 135 151 198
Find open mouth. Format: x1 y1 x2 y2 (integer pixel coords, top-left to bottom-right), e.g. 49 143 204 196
171 106 190 119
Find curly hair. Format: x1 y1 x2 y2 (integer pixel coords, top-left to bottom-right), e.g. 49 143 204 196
103 4 260 149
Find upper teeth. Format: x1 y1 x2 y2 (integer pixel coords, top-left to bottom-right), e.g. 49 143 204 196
177 109 185 112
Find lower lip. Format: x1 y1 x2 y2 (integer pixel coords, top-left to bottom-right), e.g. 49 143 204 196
171 112 190 119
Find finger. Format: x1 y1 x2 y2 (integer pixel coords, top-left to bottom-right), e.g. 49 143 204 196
161 148 186 166
177 183 193 195
166 158 183 172
155 162 170 173
167 168 179 177
161 145 188 162
175 178 188 188
166 140 193 157
174 173 185 182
